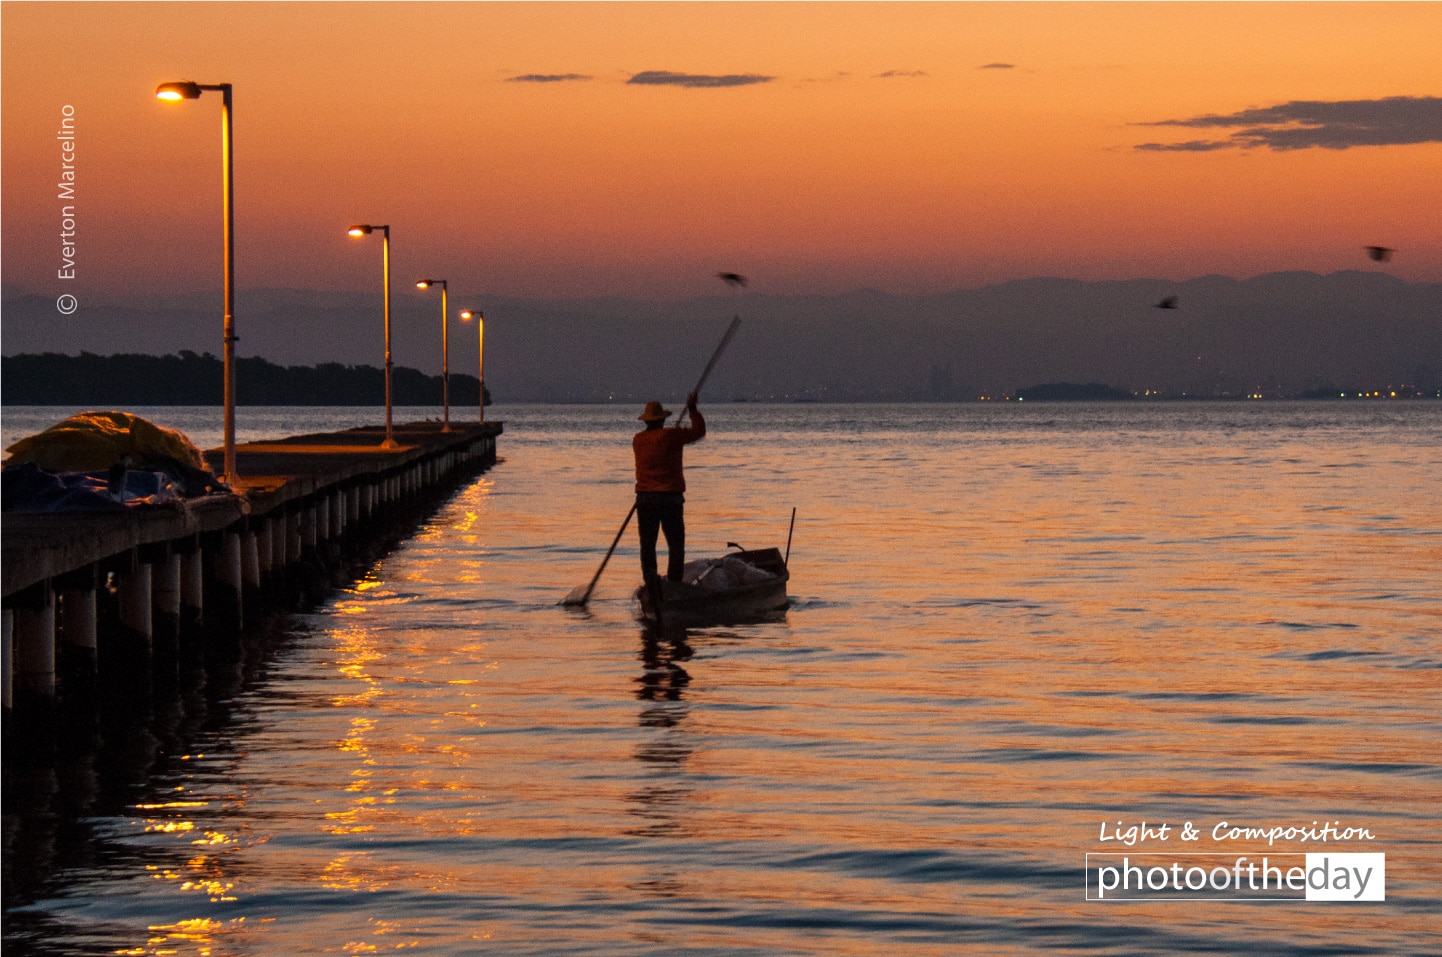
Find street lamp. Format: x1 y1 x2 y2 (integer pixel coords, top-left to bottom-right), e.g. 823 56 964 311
415 279 450 431
347 224 397 449
156 79 237 483
458 309 485 423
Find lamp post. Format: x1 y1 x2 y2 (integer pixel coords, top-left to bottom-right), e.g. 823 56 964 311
347 224 397 448
415 279 450 431
156 80 237 483
459 309 485 423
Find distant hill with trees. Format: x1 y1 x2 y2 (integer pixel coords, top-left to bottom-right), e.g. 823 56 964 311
1 352 491 406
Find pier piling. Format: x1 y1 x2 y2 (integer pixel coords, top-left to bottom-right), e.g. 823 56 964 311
154 553 182 626
12 583 56 705
58 576 99 661
117 562 154 644
2 609 12 711
180 548 205 626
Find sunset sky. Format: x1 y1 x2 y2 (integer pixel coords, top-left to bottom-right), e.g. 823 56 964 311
3 1 1440 309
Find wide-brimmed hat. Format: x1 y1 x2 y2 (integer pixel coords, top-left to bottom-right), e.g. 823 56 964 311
638 401 672 422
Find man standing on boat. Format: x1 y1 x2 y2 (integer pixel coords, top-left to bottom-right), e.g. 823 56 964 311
634 392 706 599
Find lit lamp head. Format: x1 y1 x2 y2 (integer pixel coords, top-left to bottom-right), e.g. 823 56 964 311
416 279 445 290
347 225 374 237
156 81 204 101
459 309 481 322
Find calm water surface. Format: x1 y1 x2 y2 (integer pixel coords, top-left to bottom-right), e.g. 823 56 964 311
3 403 1440 955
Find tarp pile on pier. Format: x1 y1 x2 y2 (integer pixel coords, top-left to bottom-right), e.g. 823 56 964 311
2 411 228 512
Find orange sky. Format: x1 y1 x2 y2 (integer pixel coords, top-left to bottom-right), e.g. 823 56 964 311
3 2 1440 305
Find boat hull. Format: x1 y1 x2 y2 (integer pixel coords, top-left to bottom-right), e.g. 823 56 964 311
635 547 790 624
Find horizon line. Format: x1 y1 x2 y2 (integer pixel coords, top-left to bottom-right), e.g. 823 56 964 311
0 268 1420 306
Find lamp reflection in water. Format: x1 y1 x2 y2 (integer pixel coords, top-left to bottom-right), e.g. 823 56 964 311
125 795 242 954
155 80 237 482
348 225 397 449
458 309 486 423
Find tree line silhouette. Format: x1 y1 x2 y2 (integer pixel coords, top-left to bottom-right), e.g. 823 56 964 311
2 352 490 407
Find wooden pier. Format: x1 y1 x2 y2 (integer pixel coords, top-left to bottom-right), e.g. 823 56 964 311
1 420 501 720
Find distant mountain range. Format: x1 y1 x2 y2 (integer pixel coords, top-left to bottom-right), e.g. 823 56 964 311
4 271 1438 401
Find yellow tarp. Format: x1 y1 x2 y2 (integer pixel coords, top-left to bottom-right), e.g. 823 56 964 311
3 411 207 472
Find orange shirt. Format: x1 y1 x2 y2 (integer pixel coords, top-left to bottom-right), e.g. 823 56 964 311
633 413 705 493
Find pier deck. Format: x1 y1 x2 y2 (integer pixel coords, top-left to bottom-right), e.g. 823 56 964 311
207 422 498 515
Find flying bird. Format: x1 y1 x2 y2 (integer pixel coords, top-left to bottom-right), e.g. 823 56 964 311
1154 296 1179 310
1365 246 1394 262
717 272 748 288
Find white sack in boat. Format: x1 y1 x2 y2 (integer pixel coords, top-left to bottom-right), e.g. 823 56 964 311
683 555 780 591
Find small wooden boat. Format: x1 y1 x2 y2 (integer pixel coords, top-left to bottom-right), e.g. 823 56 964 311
635 547 790 623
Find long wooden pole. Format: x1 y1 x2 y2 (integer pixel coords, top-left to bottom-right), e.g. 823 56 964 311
784 507 796 567
677 315 740 428
561 504 636 606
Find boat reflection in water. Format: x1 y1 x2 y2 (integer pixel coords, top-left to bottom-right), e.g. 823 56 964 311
626 622 697 902
629 624 693 806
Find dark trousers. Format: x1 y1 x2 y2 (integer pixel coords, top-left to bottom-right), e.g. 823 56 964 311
637 492 686 584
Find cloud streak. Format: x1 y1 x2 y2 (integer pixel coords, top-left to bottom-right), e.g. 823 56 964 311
979 63 1016 70
627 70 773 89
506 73 592 83
1135 96 1442 151
1135 140 1233 153
876 70 928 79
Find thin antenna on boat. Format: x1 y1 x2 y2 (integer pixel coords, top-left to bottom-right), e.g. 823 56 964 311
784 507 796 567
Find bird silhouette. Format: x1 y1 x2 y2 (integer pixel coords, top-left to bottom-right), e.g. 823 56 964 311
1154 296 1179 310
1365 246 1394 262
717 272 748 288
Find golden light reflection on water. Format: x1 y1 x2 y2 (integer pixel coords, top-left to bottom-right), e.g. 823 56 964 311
111 917 247 957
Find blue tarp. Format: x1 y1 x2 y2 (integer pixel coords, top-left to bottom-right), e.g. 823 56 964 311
1 458 226 513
